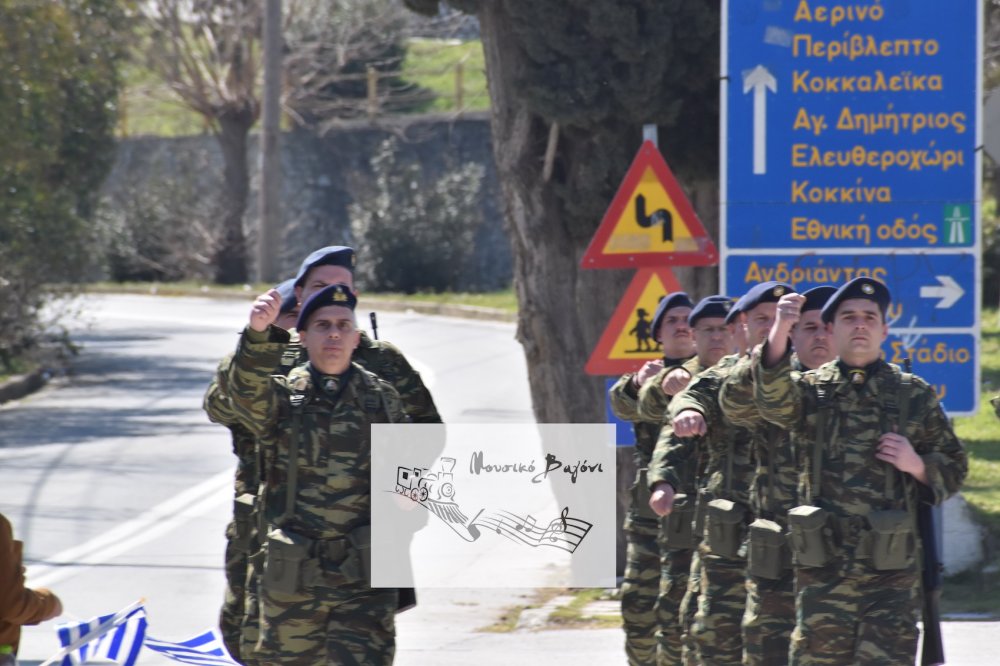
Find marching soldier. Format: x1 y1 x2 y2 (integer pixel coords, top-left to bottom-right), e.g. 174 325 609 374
646 295 735 665
753 277 967 665
649 281 791 665
608 291 694 665
719 285 836 665
226 283 407 665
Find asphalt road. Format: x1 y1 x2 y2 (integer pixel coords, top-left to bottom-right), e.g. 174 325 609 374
1 293 996 665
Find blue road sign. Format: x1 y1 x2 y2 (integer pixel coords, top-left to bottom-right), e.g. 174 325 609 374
605 378 636 447
722 0 982 414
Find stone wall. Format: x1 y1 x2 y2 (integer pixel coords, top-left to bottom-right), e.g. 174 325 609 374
102 112 511 290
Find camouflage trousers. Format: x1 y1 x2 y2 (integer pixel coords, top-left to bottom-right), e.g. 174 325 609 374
790 560 919 665
677 547 701 666
252 579 396 665
743 569 795 666
691 544 747 666
220 518 254 665
621 518 660 666
654 545 692 666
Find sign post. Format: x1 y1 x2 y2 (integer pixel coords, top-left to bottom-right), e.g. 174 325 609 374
722 0 982 414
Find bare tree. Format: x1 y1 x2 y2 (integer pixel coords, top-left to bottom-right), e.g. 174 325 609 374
139 0 261 284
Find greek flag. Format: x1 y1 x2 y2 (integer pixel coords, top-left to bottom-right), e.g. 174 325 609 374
48 601 147 666
144 628 238 665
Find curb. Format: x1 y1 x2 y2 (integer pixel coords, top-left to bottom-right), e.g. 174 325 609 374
82 286 517 324
0 367 49 406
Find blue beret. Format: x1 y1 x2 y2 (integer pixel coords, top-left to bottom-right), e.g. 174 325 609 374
296 283 357 330
724 293 745 324
274 278 298 315
821 277 891 324
293 246 356 287
651 291 695 335
800 285 836 314
688 295 735 327
740 281 795 313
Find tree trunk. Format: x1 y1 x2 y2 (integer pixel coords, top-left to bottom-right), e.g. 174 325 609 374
212 109 255 284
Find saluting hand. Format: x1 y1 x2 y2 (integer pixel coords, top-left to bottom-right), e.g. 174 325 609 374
249 288 282 333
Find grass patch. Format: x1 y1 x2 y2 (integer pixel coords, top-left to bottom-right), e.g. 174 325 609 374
941 566 1000 619
953 307 1000 534
547 588 622 630
402 38 489 112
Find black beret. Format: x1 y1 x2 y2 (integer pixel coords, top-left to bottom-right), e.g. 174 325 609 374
740 281 795 313
274 278 298 315
821 277 891 324
293 246 356 288
800 285 836 314
651 291 695 335
688 295 735 328
296 283 357 330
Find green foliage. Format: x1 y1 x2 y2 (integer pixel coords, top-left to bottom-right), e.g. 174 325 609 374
0 0 128 370
349 137 484 293
403 38 488 112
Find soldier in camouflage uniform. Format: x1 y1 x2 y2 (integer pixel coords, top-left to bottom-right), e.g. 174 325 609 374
226 282 407 665
205 246 440 662
644 295 734 665
609 292 694 666
753 277 967 665
650 282 790 666
204 279 299 663
719 285 836 666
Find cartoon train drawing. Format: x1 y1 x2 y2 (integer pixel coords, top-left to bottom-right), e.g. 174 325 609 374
396 457 457 503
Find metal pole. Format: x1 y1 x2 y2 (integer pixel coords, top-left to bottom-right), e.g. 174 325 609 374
642 124 658 147
258 0 282 284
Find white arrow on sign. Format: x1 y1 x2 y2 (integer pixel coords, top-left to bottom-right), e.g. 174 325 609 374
919 275 964 309
743 65 777 175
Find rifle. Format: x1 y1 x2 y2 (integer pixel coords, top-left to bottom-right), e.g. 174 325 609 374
369 312 379 341
903 357 944 666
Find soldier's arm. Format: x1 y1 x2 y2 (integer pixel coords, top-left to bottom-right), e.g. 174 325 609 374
719 354 759 428
635 368 672 423
374 340 442 424
905 379 969 504
751 342 803 429
375 377 409 424
668 366 723 425
204 353 241 427
226 326 286 438
648 410 697 492
608 372 642 422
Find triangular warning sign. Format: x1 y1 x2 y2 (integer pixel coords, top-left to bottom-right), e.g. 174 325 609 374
581 141 718 269
585 267 684 376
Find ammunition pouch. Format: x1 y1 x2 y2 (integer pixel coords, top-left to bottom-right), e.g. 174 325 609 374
345 524 372 584
787 505 835 568
232 494 256 551
867 510 914 571
705 499 748 560
263 528 315 594
662 493 695 550
633 468 658 521
747 518 790 580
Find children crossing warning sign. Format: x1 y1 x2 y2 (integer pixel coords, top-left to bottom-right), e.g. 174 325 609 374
581 141 718 269
585 267 683 375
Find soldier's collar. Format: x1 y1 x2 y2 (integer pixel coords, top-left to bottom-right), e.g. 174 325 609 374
836 359 883 388
307 362 354 398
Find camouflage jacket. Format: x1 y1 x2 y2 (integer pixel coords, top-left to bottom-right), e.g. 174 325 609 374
648 354 755 506
226 326 406 540
752 348 967 518
719 351 806 524
203 324 441 494
609 355 693 466
634 355 698 425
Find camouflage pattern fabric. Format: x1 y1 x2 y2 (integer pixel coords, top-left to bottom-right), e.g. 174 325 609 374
691 546 748 666
225 326 407 664
677 549 701 666
654 545 692 666
620 527 660 665
635 356 698 425
752 349 968 665
720 352 800 665
647 354 754 666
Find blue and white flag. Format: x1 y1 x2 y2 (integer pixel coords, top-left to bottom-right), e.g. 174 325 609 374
144 628 239 665
48 600 147 666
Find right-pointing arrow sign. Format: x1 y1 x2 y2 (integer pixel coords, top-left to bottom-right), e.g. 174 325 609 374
743 65 777 175
920 275 964 309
